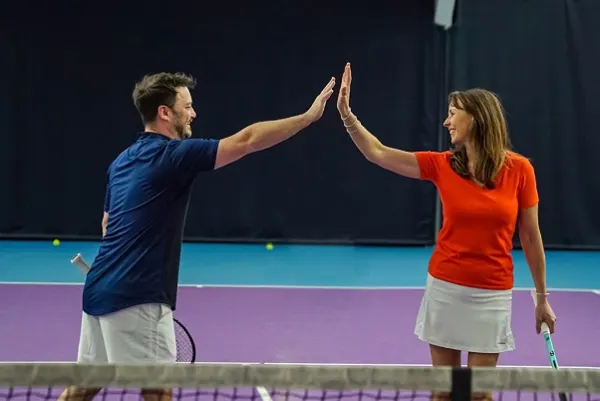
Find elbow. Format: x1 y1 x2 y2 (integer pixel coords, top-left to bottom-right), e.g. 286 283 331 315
364 150 378 163
519 226 533 244
241 127 260 154
519 226 541 249
363 143 385 164
519 230 530 247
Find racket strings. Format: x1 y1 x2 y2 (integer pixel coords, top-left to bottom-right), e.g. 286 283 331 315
174 318 196 363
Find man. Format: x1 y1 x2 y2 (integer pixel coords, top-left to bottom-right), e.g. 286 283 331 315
58 72 335 401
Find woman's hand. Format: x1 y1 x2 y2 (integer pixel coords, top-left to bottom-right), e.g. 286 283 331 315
337 62 353 120
535 297 557 334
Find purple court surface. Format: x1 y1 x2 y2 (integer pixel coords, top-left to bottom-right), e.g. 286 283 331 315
2 284 599 401
1 284 599 367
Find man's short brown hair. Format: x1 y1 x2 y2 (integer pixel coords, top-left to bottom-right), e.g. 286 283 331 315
132 72 197 124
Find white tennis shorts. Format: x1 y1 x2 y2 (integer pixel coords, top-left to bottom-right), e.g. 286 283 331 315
77 303 177 364
414 273 515 353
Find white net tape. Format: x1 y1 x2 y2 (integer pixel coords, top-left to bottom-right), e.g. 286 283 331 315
0 363 599 394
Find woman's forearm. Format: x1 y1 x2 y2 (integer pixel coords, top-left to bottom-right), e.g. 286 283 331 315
520 228 548 300
343 113 384 161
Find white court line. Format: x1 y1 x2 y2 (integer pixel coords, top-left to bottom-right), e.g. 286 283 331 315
194 284 600 293
0 281 598 294
1 361 599 369
256 386 273 401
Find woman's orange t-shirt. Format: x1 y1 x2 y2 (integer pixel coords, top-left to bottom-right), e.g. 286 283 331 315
414 151 539 290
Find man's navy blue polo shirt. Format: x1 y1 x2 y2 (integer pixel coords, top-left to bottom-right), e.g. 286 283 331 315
82 132 219 316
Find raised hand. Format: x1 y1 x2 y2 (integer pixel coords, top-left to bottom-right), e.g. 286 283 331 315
337 62 352 119
305 77 336 123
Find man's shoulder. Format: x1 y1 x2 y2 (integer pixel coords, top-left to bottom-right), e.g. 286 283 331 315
110 137 173 169
167 137 221 153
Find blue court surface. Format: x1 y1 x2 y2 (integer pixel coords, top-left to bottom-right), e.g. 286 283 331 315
1 239 599 369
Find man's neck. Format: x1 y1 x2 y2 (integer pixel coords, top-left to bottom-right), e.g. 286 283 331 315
144 124 178 140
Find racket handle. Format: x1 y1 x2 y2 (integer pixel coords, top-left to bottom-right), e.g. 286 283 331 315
540 322 550 335
71 253 91 274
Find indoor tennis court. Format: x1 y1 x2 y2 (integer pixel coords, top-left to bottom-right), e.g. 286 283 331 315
2 0 600 399
1 239 598 371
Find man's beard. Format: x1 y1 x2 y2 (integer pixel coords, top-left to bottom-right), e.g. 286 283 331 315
174 120 192 139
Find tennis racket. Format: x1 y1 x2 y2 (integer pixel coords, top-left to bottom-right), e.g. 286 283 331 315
530 290 567 401
71 253 197 363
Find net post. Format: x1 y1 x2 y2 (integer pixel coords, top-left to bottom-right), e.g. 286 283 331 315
451 367 471 401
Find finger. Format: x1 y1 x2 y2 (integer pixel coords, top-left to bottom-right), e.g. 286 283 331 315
320 77 334 94
339 85 348 100
344 63 350 86
337 83 345 101
345 63 352 103
344 63 352 85
321 77 335 95
536 318 541 334
348 63 352 85
322 88 334 101
547 317 556 334
321 78 335 103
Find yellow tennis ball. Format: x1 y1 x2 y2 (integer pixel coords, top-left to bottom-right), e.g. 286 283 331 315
266 242 273 250
53 239 60 246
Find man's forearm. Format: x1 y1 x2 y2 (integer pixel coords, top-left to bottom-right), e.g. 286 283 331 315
245 113 312 153
102 212 108 237
521 229 548 300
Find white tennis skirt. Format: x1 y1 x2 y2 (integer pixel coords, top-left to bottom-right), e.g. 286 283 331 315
414 273 515 353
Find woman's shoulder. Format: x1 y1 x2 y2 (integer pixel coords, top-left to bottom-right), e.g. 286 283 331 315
504 151 536 179
506 150 533 166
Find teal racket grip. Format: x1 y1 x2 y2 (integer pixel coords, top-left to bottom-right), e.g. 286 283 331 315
541 322 559 368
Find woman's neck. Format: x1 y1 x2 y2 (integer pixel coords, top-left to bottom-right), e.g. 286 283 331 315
465 142 477 174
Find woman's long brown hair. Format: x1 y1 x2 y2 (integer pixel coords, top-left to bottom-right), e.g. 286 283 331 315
448 89 512 189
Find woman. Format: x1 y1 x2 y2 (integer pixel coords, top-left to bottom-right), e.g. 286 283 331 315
336 63 556 395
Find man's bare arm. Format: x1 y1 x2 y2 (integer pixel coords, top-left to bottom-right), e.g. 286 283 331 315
214 78 335 169
102 212 108 237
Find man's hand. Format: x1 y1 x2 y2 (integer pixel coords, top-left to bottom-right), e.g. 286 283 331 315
304 77 336 123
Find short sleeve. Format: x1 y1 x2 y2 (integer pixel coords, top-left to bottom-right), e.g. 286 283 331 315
414 151 446 183
518 158 539 209
169 138 220 180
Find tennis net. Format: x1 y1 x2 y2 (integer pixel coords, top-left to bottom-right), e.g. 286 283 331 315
0 362 599 401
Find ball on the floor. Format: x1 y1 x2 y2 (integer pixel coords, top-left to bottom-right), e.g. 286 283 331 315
266 242 273 250
53 239 60 246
